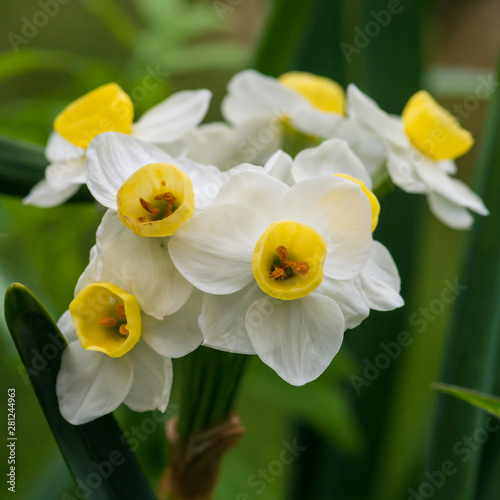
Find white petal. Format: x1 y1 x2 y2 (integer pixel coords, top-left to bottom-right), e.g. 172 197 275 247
317 276 370 329
416 159 488 215
347 84 409 148
292 139 372 187
440 160 457 175
75 245 101 295
427 191 474 229
386 146 429 193
86 132 173 209
246 294 344 386
200 283 262 355
359 241 404 311
57 310 78 344
173 157 226 211
291 107 343 138
96 210 193 318
222 70 306 125
45 158 86 189
169 204 266 294
56 342 133 425
334 118 387 173
23 178 80 207
264 150 294 186
141 291 203 358
132 90 212 143
46 131 84 163
124 340 172 413
278 177 373 279
213 170 288 220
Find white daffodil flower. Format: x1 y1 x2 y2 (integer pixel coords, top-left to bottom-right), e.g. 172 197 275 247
341 85 488 229
169 170 375 386
24 83 211 207
56 270 203 425
261 139 403 312
84 132 225 319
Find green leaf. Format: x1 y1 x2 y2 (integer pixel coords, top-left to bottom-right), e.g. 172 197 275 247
433 383 500 418
4 284 157 500
425 55 500 499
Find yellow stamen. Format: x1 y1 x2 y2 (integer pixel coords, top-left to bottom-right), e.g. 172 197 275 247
69 283 141 358
98 317 118 327
140 197 161 218
402 90 474 161
115 303 126 320
279 71 345 115
119 324 129 336
253 221 327 300
54 83 133 149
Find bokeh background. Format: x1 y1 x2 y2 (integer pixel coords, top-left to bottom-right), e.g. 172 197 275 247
1 0 499 498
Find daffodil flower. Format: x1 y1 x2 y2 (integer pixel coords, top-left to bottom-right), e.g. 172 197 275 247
82 132 225 319
24 83 211 207
169 170 375 385
56 274 203 425
262 140 403 311
342 85 488 229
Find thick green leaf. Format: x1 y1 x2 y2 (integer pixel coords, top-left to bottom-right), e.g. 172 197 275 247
433 383 500 418
252 0 321 76
4 284 157 500
0 135 93 201
426 56 500 500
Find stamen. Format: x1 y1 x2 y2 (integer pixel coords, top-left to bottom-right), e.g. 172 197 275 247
140 198 160 217
119 324 129 336
155 192 176 204
115 304 126 320
269 246 310 280
99 317 118 327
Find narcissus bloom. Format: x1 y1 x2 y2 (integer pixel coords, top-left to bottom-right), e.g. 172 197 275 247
169 170 375 385
24 83 211 207
84 132 225 318
343 85 488 229
261 140 402 310
56 273 203 425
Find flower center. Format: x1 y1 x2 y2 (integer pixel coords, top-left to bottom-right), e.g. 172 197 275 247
402 90 474 161
117 162 195 237
334 174 380 232
269 245 310 280
69 283 142 358
279 71 345 115
54 83 134 149
253 221 327 300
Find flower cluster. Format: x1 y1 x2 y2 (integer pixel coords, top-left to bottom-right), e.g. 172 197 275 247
37 71 486 424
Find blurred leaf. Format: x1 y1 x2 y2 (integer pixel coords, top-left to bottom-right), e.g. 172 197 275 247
78 0 138 49
426 55 500 500
433 383 500 418
246 362 365 455
0 135 92 201
4 284 157 500
252 0 320 76
0 49 115 85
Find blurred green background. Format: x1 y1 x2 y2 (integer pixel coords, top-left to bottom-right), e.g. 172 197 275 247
1 0 499 499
